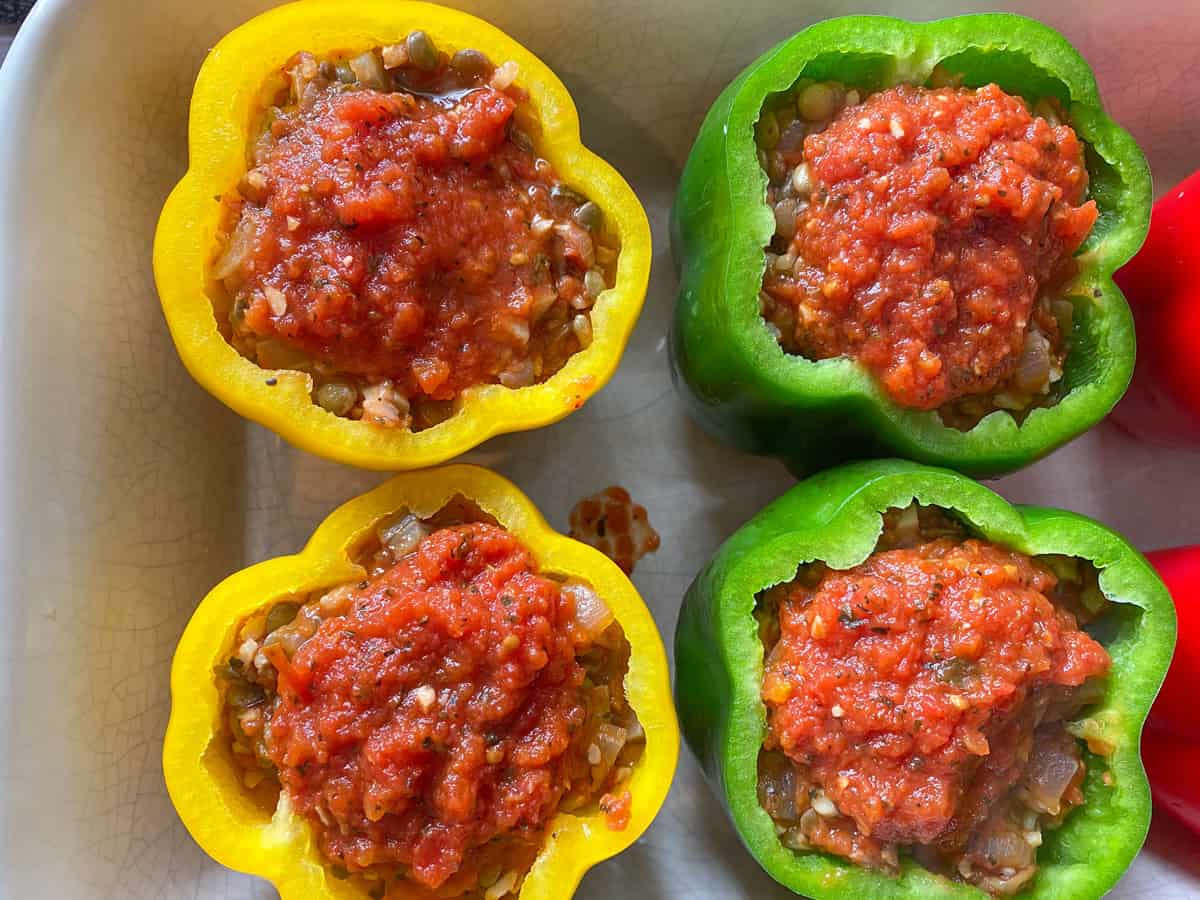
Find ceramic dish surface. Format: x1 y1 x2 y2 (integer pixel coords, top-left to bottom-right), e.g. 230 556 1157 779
0 0 1197 897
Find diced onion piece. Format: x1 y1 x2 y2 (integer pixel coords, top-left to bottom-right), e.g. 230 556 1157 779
483 870 519 900
563 580 613 638
318 584 355 617
501 316 531 346
381 43 407 69
968 816 1035 870
378 513 431 558
584 269 606 299
1051 298 1075 338
572 314 593 349
286 52 319 102
993 391 1027 411
273 605 321 656
362 381 410 427
1013 329 1052 394
974 868 1038 897
757 754 800 822
774 197 798 238
490 60 520 90
212 216 256 282
531 284 558 320
894 504 920 545
348 51 387 89
790 163 812 198
412 685 437 711
498 358 535 388
799 807 821 836
1034 98 1062 127
263 285 287 317
239 167 269 203
236 638 259 668
593 722 628 771
1020 729 1082 814
554 220 595 269
811 790 838 818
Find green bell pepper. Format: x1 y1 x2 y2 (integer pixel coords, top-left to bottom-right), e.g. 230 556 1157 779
675 459 1175 899
670 14 1151 478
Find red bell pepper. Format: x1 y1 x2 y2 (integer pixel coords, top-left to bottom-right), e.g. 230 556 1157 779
1141 733 1200 836
1143 546 1198 836
1109 171 1200 444
1145 547 1198 739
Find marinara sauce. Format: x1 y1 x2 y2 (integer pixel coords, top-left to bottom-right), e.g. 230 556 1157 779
762 83 1097 410
762 537 1111 847
265 523 590 889
215 44 609 426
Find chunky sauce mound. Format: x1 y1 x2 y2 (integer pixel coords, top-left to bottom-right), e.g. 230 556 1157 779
762 538 1111 846
223 64 603 410
266 523 588 889
764 83 1097 409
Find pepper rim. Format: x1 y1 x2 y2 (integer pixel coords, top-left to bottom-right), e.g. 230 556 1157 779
164 464 679 900
680 459 1174 899
675 13 1151 475
153 0 652 470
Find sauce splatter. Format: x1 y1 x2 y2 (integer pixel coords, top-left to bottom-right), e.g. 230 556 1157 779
569 487 660 574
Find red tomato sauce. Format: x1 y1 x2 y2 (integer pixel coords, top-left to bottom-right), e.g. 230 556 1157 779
224 78 599 403
265 523 589 889
762 538 1111 845
764 84 1096 409
599 789 632 831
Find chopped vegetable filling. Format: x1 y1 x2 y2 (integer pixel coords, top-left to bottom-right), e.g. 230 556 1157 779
757 79 1096 428
213 37 618 430
757 505 1111 895
219 504 642 899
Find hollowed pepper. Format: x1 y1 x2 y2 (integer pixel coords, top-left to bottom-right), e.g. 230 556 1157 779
154 0 651 470
675 459 1175 899
671 14 1151 478
164 465 678 899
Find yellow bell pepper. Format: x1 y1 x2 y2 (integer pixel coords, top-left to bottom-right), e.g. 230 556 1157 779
153 0 652 470
163 464 679 900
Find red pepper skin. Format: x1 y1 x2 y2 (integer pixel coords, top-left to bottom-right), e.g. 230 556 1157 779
1145 547 1200 740
1110 171 1200 444
1141 732 1200 836
1142 547 1200 837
